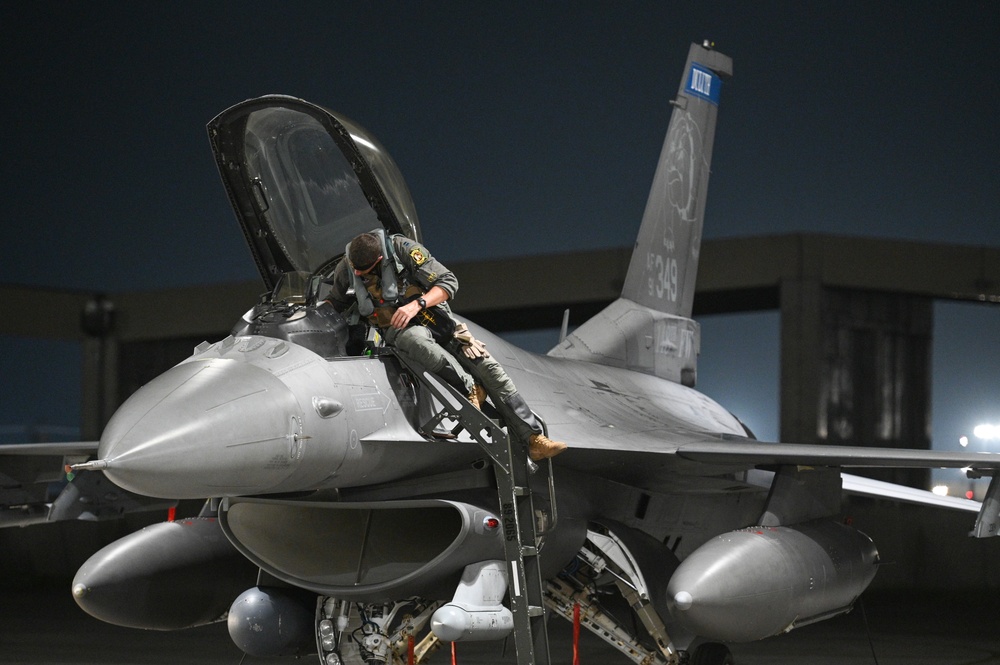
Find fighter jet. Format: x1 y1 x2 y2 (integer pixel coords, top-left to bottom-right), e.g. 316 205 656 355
20 41 1000 665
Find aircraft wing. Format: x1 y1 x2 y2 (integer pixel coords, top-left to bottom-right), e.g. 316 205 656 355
557 427 1000 478
556 428 998 523
0 441 174 527
0 440 100 457
674 439 1000 472
672 439 1000 534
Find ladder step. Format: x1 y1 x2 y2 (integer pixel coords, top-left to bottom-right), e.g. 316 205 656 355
393 361 554 663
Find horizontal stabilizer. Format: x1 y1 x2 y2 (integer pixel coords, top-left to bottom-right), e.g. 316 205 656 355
842 473 980 513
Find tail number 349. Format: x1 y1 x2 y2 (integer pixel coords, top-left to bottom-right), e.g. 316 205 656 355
647 253 678 302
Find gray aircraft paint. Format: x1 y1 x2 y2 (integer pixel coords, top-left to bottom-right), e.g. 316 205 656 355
7 41 1000 665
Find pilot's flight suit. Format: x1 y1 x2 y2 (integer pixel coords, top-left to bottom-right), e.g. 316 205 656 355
326 232 561 455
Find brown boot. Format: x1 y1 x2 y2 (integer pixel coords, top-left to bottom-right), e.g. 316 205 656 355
529 433 567 461
467 384 486 410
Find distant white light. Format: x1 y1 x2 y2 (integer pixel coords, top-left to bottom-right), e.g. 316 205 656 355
959 436 969 447
974 424 1000 440
931 485 950 496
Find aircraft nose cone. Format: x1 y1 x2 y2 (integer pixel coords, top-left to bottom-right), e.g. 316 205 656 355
100 358 304 498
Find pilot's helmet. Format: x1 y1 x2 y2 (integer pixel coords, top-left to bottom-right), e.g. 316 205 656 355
348 233 382 272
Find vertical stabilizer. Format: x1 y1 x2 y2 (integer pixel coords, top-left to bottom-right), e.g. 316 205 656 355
549 43 731 386
624 42 732 317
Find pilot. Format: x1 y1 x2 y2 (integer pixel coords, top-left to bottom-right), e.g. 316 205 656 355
326 230 567 461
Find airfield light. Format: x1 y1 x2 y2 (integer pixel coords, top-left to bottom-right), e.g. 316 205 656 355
931 485 949 496
966 490 976 500
960 436 969 447
974 424 1000 440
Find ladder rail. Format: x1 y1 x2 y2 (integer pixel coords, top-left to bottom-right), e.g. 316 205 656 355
392 353 554 665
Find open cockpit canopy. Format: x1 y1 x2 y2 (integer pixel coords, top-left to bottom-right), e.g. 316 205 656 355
208 95 421 290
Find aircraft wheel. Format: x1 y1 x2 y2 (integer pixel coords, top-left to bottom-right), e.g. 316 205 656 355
689 642 734 665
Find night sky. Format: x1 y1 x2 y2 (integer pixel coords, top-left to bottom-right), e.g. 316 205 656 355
2 2 999 484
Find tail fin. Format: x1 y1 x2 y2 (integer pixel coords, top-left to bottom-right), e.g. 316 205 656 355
549 42 732 386
624 42 732 317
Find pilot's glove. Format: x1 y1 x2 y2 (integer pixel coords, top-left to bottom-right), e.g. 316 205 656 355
454 322 489 359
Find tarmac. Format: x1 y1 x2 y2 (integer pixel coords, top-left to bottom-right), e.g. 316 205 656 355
1 586 998 665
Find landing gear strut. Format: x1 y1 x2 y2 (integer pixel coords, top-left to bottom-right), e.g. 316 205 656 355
315 598 440 665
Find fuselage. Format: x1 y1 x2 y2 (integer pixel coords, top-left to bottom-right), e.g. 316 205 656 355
97 311 749 502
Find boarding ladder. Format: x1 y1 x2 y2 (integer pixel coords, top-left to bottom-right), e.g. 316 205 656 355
394 353 556 665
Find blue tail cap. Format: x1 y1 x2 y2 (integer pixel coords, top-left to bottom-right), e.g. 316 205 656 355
686 63 722 105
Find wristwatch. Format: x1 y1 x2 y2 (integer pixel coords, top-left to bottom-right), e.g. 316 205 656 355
417 297 427 310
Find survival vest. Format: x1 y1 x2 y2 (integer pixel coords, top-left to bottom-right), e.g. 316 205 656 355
348 228 407 321
347 229 456 342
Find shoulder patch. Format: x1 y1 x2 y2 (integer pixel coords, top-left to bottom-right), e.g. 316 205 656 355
409 247 427 266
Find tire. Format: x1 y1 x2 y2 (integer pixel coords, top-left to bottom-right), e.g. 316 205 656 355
689 642 735 665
